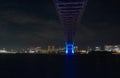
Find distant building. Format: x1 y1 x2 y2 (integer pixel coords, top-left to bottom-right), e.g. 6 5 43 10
51 46 55 51
34 46 41 53
104 45 113 51
112 45 120 53
0 48 7 53
0 50 7 53
87 46 92 52
104 45 120 53
74 46 79 52
95 46 101 51
48 45 51 52
79 50 88 54
48 45 56 53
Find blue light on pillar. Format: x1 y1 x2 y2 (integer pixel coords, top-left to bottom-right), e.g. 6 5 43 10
66 43 74 54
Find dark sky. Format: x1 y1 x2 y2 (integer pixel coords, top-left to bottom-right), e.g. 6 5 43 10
0 0 120 48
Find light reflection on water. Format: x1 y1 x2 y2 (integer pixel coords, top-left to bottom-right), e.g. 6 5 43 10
65 55 76 78
0 54 120 78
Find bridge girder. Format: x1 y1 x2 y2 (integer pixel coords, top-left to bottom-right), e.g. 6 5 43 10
54 0 88 54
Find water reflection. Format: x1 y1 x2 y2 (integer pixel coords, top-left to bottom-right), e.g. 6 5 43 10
0 54 120 78
65 55 76 78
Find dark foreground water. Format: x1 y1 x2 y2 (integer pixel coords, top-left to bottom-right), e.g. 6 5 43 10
0 54 120 78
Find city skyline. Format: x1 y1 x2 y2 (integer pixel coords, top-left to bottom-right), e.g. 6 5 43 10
0 0 120 48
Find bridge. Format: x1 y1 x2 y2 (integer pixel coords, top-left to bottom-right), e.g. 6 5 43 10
53 0 88 54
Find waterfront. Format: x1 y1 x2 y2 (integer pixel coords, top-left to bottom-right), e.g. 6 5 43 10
0 54 120 78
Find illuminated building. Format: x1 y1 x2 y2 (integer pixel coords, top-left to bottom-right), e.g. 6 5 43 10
95 46 101 51
104 45 120 53
29 50 35 53
0 50 7 53
53 0 88 54
104 45 114 51
48 45 55 53
79 50 88 54
74 46 79 52
34 46 42 53
48 45 51 52
52 46 55 51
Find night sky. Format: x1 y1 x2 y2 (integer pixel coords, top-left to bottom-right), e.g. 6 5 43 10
0 0 120 48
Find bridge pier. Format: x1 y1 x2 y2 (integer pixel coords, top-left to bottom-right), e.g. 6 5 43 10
53 0 88 54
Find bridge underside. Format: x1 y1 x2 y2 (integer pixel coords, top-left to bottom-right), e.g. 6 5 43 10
54 0 88 54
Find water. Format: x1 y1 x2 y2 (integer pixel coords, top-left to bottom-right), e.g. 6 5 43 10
0 54 120 78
